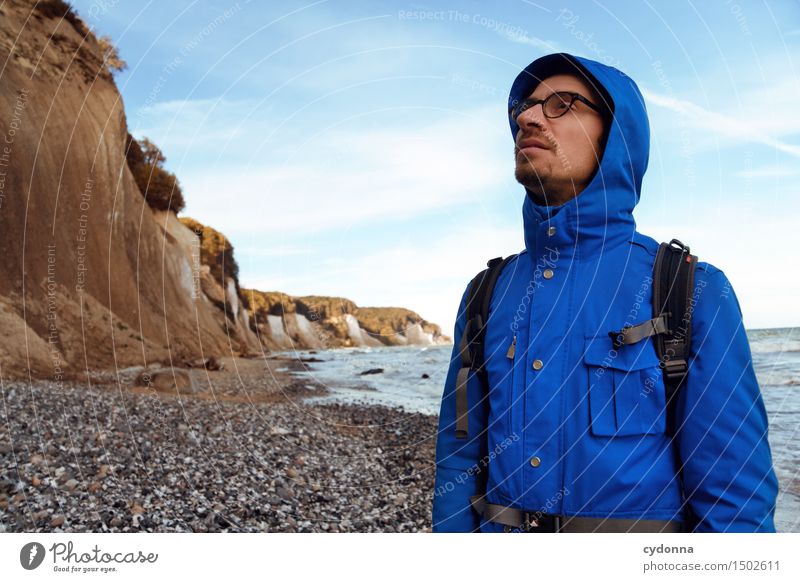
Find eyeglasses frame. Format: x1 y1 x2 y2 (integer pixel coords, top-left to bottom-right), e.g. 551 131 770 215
510 91 603 121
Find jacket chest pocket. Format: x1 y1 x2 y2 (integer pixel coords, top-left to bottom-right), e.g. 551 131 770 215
583 335 667 437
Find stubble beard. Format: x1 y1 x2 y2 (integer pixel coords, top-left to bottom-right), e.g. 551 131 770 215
515 150 551 204
514 148 596 206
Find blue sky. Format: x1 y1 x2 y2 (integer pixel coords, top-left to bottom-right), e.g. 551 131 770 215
71 0 800 335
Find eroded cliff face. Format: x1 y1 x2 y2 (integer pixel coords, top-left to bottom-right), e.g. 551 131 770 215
243 289 449 351
0 0 260 379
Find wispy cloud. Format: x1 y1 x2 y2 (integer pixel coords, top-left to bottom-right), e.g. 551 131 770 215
235 244 316 257
734 164 800 178
175 104 512 238
505 31 562 52
131 96 269 154
642 87 800 157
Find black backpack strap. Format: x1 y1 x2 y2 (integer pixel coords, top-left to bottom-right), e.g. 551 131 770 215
652 238 698 434
454 254 517 439
653 239 698 531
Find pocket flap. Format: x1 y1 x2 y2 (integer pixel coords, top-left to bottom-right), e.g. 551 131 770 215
583 334 661 371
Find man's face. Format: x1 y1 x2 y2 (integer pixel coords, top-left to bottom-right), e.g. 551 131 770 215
514 73 607 206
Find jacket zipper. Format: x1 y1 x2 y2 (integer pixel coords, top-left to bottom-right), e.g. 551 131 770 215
506 334 517 359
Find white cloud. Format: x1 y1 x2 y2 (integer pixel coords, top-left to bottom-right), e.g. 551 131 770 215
180 105 513 237
235 244 314 258
131 97 269 153
505 31 562 52
643 87 800 158
734 164 800 178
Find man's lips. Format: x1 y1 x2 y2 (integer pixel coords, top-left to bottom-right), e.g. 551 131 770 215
516 138 550 153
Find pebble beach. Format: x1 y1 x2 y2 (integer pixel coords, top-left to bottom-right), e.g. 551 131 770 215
0 356 437 533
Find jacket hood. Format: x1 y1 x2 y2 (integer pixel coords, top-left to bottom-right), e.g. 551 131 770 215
509 52 650 261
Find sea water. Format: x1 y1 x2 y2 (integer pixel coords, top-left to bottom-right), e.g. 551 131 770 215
749 328 800 532
283 327 800 531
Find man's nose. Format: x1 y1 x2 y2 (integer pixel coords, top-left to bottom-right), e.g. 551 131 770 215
517 101 546 128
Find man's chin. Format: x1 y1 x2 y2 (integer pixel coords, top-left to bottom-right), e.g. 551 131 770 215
514 163 542 189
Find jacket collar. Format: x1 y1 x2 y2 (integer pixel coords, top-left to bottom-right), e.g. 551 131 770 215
522 179 637 262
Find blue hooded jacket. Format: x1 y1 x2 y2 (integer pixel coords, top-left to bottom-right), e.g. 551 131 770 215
432 53 779 533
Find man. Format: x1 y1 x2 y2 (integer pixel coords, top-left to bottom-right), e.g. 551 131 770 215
432 52 778 533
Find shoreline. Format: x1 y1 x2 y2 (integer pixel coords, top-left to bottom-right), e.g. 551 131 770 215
0 356 437 533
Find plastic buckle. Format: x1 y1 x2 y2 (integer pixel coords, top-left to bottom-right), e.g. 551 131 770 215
663 358 688 380
608 328 628 350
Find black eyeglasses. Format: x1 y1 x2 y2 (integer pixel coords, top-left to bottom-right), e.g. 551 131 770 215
509 91 602 121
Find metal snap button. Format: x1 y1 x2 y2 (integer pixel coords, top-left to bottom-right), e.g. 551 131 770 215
532 359 543 370
547 226 556 236
543 268 554 279
530 456 542 467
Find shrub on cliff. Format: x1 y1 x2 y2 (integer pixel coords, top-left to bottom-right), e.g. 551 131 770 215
241 291 357 320
179 217 241 287
98 35 127 75
241 290 293 317
35 1 127 78
34 0 88 36
125 134 186 214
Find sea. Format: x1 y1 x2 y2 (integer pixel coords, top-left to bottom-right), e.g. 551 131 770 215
279 327 800 532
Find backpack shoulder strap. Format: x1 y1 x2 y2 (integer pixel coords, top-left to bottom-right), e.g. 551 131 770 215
454 254 518 439
605 238 698 435
652 238 698 435
653 239 699 530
